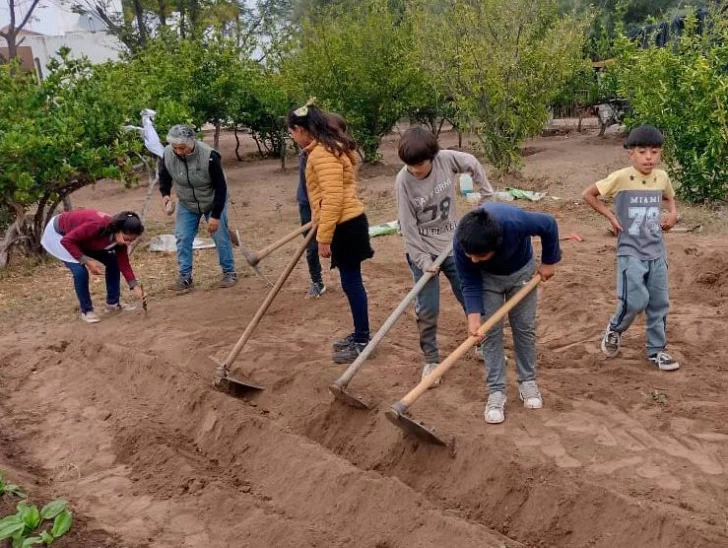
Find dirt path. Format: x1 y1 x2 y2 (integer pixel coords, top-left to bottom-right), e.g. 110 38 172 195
1 128 727 547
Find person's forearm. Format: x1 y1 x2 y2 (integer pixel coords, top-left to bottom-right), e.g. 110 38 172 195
584 193 615 220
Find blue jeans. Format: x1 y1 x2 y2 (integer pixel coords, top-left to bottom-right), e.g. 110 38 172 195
176 203 235 278
609 255 669 356
64 250 120 313
480 260 538 394
298 202 322 285
407 254 465 363
339 263 369 343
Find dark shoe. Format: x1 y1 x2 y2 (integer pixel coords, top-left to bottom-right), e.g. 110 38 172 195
649 351 680 371
333 333 356 352
174 277 194 292
220 272 238 288
333 341 371 364
306 282 327 299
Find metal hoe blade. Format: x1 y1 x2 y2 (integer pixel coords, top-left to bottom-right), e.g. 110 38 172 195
215 376 265 397
385 407 447 446
328 383 371 410
211 359 264 398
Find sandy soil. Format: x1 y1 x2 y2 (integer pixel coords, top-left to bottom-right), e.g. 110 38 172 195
1 126 727 547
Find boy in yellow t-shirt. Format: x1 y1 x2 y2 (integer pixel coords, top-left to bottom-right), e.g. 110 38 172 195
583 125 680 371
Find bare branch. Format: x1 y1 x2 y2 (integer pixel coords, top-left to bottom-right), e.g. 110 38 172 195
15 0 43 34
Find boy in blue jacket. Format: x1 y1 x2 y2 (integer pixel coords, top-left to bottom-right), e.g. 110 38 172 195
454 203 560 424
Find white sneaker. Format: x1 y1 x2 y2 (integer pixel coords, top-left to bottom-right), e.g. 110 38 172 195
518 380 543 409
484 391 506 424
81 311 101 323
421 363 441 388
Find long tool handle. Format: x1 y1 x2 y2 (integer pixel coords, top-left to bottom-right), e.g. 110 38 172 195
396 275 541 411
250 222 314 266
222 225 317 369
334 243 455 389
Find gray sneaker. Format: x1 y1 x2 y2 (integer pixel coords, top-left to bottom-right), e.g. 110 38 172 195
484 391 507 424
220 272 238 288
649 351 680 371
306 282 327 299
601 325 621 357
174 276 194 292
518 380 543 409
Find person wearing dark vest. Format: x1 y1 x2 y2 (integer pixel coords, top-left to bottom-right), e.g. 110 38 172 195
159 125 237 290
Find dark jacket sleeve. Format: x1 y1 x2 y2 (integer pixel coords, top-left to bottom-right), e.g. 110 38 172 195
60 222 106 263
454 238 485 315
158 158 173 197
520 210 561 265
208 150 227 219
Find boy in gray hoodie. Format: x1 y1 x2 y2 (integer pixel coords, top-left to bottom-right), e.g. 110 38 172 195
395 128 493 383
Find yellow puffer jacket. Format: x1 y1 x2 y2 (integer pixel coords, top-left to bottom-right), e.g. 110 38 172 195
304 141 365 244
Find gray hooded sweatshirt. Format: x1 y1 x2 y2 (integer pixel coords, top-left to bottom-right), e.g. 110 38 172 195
395 150 493 270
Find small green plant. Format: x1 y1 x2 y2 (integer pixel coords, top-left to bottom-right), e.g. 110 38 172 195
0 472 25 499
0 499 73 547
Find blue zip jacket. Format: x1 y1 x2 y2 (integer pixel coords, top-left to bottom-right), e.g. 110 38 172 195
454 203 561 314
296 152 309 205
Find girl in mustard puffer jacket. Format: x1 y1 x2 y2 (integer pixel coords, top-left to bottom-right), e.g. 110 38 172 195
288 102 374 364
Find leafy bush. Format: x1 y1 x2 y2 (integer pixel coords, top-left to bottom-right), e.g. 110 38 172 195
613 12 728 201
284 0 426 162
415 0 589 172
0 499 73 547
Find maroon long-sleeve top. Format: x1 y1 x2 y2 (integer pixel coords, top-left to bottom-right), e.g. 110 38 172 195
56 209 137 287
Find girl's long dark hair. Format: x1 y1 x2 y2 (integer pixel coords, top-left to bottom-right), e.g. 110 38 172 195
103 211 145 237
287 104 356 156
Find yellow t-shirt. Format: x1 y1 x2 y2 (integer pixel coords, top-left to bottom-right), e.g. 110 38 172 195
595 167 675 260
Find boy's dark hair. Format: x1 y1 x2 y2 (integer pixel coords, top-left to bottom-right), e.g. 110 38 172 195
624 125 664 149
398 127 440 165
105 211 144 237
287 103 356 156
456 209 502 255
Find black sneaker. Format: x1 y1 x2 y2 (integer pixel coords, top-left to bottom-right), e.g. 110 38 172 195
649 351 680 371
600 325 621 357
333 341 371 364
220 272 238 288
333 333 356 352
174 277 194 292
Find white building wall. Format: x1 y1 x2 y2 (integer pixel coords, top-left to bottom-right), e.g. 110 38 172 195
24 32 122 77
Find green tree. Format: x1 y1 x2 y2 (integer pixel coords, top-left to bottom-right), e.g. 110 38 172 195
0 52 139 268
283 0 425 162
613 10 728 201
417 0 588 172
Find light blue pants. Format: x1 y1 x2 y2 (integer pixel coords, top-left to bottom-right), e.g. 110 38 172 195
609 255 669 356
480 260 538 394
176 203 235 279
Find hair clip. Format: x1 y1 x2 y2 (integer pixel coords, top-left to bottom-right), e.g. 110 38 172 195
294 97 317 117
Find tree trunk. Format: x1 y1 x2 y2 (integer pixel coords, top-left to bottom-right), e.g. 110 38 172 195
62 195 73 211
234 128 243 161
214 122 221 150
458 130 463 148
132 0 148 47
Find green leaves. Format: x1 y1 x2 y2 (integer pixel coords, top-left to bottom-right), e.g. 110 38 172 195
50 511 73 539
613 12 728 202
416 0 589 172
17 503 41 531
40 501 67 521
0 492 72 546
284 0 426 162
0 471 26 499
0 514 25 540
